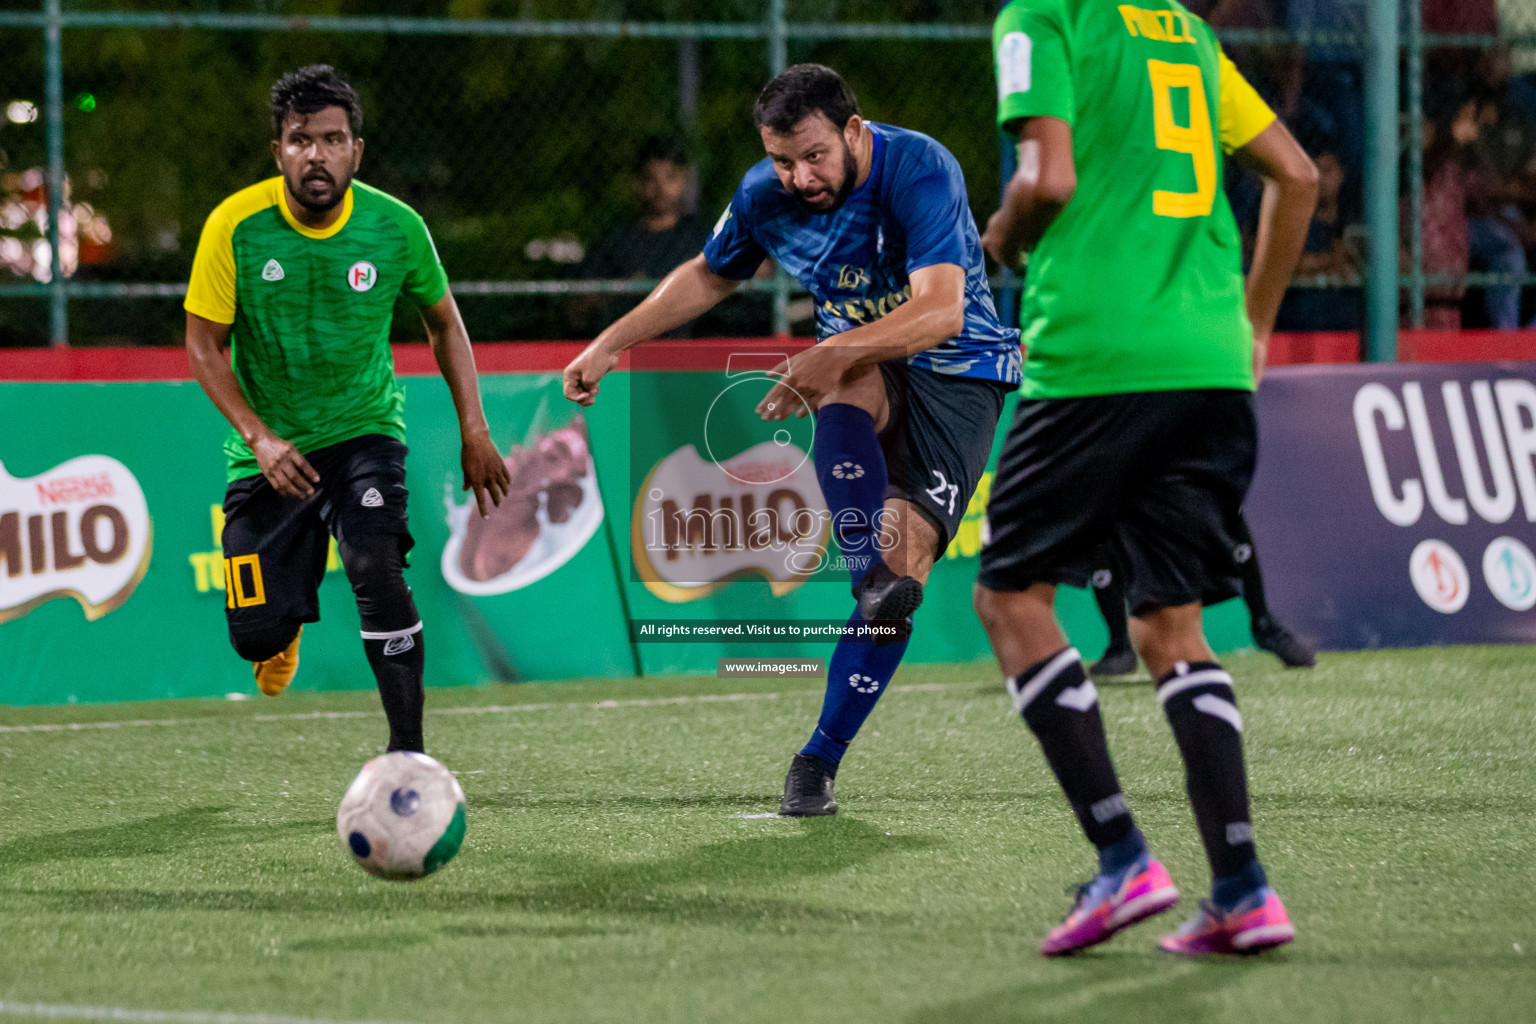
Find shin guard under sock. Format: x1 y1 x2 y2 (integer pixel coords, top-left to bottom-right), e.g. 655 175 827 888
1009 648 1135 851
801 612 912 765
1156 660 1258 880
813 403 890 581
362 622 426 753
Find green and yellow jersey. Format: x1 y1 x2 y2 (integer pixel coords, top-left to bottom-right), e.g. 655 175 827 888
186 178 449 481
993 0 1276 399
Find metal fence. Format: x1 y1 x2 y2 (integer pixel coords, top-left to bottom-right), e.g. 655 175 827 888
0 0 1532 353
0 0 1004 346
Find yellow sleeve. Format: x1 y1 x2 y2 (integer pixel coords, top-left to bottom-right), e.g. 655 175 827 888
1218 52 1276 154
184 203 238 325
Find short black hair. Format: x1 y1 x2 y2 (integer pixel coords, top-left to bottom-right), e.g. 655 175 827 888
634 133 689 173
270 65 363 140
752 64 861 134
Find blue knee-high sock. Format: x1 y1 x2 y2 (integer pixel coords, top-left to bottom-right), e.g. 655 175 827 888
814 403 889 581
801 610 912 765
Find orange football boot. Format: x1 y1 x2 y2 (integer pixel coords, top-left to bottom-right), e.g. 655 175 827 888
253 626 302 697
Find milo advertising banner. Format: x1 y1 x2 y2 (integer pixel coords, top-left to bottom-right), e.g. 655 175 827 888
597 342 1163 676
2 343 1262 707
0 370 629 705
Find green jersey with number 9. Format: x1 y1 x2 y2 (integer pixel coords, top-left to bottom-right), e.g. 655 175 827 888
994 0 1277 399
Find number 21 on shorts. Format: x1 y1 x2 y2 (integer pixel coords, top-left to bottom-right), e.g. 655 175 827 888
1147 59 1215 219
926 470 960 517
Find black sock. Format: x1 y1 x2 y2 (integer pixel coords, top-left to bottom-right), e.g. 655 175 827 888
1009 648 1135 851
363 624 425 753
1156 660 1258 879
1231 517 1272 624
340 534 426 754
1091 567 1132 653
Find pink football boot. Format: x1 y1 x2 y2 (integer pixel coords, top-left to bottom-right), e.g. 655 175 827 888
1159 888 1294 956
1040 856 1180 956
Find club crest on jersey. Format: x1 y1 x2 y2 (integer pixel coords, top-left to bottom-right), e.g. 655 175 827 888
834 265 870 290
261 259 285 282
348 261 378 293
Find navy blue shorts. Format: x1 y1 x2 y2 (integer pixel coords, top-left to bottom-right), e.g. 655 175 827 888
878 362 1011 551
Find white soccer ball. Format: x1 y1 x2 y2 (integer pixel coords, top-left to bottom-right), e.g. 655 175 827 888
336 751 467 880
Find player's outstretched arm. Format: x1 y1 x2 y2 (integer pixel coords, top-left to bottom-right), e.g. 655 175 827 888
982 116 1077 269
1233 120 1319 382
755 262 965 421
563 254 741 407
185 311 320 498
420 292 511 519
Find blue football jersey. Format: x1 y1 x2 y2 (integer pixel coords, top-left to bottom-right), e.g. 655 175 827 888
703 123 1022 385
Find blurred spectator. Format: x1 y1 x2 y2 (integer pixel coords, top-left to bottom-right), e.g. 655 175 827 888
1404 101 1473 329
580 134 705 284
1278 147 1362 330
574 134 708 338
1424 0 1499 109
1498 0 1536 122
1283 0 1366 223
1464 47 1536 328
1204 0 1286 104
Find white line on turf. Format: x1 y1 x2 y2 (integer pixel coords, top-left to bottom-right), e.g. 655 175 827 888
732 812 784 819
0 719 186 734
0 1001 418 1024
0 681 966 736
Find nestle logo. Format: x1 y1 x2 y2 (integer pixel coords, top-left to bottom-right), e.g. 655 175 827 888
0 455 152 624
36 472 115 506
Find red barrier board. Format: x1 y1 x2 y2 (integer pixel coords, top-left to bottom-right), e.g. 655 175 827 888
0 339 820 382
8 331 1536 381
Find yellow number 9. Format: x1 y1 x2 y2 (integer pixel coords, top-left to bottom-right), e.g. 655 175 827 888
1148 59 1216 218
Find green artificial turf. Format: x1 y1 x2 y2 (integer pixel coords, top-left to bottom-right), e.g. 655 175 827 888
0 648 1532 1023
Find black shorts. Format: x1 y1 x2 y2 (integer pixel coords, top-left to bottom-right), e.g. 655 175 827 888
977 389 1256 613
878 361 1012 550
221 434 413 641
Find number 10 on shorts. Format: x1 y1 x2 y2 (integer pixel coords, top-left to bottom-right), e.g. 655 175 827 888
224 554 267 608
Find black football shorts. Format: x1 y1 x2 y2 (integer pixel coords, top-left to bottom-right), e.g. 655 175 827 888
977 389 1256 614
220 434 414 644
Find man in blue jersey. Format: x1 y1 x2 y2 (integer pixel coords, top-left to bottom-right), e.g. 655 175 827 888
564 64 1020 815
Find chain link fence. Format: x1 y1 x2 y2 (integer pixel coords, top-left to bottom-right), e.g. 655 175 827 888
0 0 1528 346
0 1 1000 345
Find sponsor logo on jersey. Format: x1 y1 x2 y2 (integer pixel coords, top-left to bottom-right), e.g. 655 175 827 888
1409 539 1469 614
834 265 870 290
261 259 285 282
0 456 153 624
348 261 378 293
996 30 1033 98
361 487 384 508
